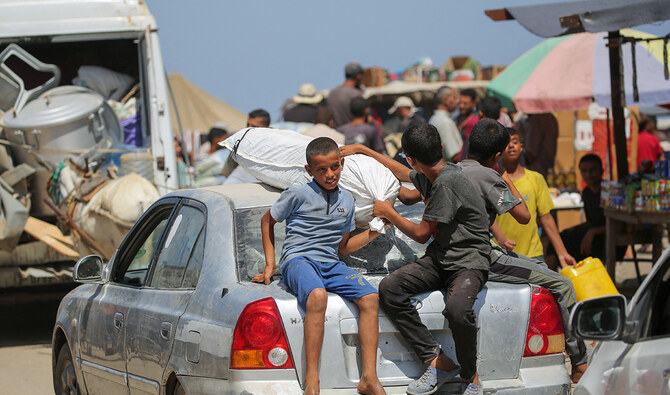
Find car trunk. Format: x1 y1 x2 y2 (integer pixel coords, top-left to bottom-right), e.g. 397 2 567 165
273 278 531 389
235 203 532 389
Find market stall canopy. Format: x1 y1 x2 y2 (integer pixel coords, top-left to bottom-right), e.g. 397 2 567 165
167 72 247 136
488 29 670 113
487 0 670 180
486 0 670 38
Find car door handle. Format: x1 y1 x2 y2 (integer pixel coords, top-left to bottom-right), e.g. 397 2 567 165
160 322 172 340
113 312 124 330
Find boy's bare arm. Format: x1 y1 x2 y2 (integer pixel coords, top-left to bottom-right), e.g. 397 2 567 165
539 213 576 268
398 186 422 205
338 229 382 256
373 199 437 243
252 210 277 284
340 144 412 182
502 171 531 224
491 220 516 251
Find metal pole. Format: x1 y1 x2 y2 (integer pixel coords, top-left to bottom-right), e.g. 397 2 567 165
608 30 629 179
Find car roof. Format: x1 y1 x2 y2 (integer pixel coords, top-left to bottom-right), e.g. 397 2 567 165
174 183 283 211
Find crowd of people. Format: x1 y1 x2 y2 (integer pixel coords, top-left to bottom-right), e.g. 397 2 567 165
173 61 661 395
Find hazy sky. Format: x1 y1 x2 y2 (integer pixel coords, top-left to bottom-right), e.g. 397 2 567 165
146 0 670 124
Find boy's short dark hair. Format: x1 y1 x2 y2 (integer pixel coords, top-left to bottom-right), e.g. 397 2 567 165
579 153 603 169
350 97 369 117
306 137 339 166
479 96 502 119
401 123 443 166
248 108 271 127
507 126 524 143
467 119 510 162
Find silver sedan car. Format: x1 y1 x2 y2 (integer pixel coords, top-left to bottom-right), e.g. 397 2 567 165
53 184 571 394
570 248 670 394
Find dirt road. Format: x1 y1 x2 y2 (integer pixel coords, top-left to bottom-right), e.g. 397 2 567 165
0 287 75 395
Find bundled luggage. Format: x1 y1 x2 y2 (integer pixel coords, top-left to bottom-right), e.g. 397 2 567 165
221 128 400 229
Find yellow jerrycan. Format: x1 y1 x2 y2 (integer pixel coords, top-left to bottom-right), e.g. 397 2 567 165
560 257 619 302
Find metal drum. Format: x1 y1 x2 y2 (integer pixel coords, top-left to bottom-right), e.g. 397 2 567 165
0 86 122 167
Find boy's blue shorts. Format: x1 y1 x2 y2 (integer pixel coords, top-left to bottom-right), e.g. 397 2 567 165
281 256 377 310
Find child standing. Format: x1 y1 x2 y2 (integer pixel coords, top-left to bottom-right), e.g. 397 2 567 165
494 129 577 268
252 137 386 395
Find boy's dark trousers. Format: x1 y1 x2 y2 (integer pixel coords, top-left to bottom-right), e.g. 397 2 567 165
379 256 486 381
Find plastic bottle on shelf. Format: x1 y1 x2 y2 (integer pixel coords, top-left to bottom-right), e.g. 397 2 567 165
567 167 577 191
546 168 556 188
556 169 566 190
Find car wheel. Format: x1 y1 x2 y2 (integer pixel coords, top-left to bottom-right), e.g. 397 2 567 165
55 343 79 395
173 380 186 395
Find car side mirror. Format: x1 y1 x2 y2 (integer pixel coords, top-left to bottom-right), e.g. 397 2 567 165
73 255 104 283
569 294 627 341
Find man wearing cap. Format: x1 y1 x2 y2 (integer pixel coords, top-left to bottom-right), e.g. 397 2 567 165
382 96 426 136
328 61 365 128
283 83 324 123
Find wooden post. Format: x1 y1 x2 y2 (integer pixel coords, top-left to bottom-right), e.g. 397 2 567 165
605 216 616 283
608 30 629 179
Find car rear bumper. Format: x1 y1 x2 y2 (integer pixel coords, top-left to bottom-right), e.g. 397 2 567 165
177 354 570 394
490 353 571 394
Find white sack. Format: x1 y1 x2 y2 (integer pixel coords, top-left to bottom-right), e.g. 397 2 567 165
92 173 160 225
73 65 134 101
75 173 160 257
221 128 400 228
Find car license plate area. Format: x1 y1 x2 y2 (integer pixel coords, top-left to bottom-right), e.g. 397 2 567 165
340 314 458 384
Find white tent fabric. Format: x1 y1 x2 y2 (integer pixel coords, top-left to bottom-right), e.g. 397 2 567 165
167 72 247 135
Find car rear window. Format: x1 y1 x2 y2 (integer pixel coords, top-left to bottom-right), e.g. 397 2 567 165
234 203 428 282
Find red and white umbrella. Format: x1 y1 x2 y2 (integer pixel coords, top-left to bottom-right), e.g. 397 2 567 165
488 29 670 113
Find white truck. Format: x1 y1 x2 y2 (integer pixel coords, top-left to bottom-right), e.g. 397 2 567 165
0 0 178 289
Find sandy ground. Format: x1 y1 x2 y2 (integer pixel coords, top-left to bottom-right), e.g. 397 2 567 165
0 291 68 395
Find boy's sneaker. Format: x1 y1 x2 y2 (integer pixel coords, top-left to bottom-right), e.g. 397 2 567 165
406 365 460 395
462 383 484 395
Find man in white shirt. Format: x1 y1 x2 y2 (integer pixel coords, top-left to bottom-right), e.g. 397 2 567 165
430 87 462 162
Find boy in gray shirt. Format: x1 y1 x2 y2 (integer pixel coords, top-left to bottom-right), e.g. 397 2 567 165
342 124 491 395
462 119 588 382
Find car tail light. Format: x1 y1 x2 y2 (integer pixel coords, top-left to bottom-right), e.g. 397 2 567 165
524 287 565 357
230 297 295 369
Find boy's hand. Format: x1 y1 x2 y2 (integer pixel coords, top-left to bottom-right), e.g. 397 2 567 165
340 144 367 157
373 199 394 219
558 253 577 268
251 266 275 285
499 237 516 251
